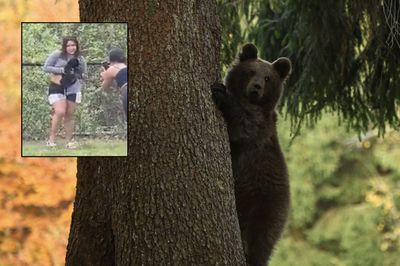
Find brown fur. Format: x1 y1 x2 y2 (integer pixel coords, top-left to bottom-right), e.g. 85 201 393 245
211 43 291 266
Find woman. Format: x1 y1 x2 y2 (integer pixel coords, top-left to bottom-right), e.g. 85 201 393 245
43 36 86 148
100 48 128 121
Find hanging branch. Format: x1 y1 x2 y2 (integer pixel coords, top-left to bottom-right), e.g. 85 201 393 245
383 0 400 48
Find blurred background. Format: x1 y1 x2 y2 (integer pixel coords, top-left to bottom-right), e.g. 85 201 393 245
1 0 399 265
0 1 79 265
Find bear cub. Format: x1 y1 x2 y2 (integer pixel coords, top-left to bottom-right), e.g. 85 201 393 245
60 58 80 88
211 43 291 266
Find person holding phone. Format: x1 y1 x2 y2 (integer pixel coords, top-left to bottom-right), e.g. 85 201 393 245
100 48 128 121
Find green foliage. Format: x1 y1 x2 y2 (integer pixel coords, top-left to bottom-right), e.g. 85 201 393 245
270 237 340 266
268 114 400 266
217 0 242 75
22 67 51 139
219 0 400 136
308 206 384 266
22 23 127 140
22 23 128 63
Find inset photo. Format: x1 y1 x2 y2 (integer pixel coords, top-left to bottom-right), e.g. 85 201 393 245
21 22 128 156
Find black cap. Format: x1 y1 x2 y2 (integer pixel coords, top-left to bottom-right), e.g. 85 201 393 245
109 48 125 63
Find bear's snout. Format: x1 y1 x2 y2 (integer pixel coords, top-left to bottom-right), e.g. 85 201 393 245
246 82 264 102
253 83 262 91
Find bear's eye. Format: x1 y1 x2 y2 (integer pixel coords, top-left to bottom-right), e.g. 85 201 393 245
265 76 270 81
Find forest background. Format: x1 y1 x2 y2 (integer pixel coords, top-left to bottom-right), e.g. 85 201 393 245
0 0 399 265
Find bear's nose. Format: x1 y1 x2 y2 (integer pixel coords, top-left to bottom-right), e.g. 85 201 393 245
253 84 262 90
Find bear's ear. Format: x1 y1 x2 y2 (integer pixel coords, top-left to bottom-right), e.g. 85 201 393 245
239 43 258 62
272 57 291 80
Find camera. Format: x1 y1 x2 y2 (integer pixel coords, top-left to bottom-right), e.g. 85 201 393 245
102 61 110 70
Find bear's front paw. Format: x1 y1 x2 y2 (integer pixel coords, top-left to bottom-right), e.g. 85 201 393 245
211 82 227 106
211 82 226 93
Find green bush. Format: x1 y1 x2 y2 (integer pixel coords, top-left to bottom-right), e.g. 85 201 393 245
269 114 400 266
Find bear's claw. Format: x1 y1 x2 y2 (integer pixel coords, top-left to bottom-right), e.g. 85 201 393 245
210 82 227 106
211 82 226 94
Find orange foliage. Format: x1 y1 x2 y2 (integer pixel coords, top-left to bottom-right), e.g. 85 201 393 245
0 1 79 265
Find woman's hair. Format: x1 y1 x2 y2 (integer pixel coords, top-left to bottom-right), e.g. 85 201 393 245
109 48 126 63
61 36 80 56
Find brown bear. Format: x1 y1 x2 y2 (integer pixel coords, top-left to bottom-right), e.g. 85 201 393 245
211 43 291 266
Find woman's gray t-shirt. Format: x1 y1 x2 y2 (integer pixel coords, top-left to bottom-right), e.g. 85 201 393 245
43 50 87 95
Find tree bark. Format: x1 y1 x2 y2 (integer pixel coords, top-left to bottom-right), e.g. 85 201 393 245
66 1 245 265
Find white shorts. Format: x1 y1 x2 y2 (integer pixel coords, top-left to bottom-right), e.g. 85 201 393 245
48 92 81 104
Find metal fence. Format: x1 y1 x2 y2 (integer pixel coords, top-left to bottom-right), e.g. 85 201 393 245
22 64 127 140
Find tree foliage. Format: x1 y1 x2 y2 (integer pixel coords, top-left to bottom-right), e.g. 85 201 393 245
218 0 400 136
269 117 400 266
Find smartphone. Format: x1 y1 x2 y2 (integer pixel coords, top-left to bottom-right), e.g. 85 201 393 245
102 61 110 70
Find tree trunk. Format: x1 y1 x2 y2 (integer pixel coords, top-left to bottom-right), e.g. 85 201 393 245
66 1 245 265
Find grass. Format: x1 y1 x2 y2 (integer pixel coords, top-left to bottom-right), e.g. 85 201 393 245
22 138 127 157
